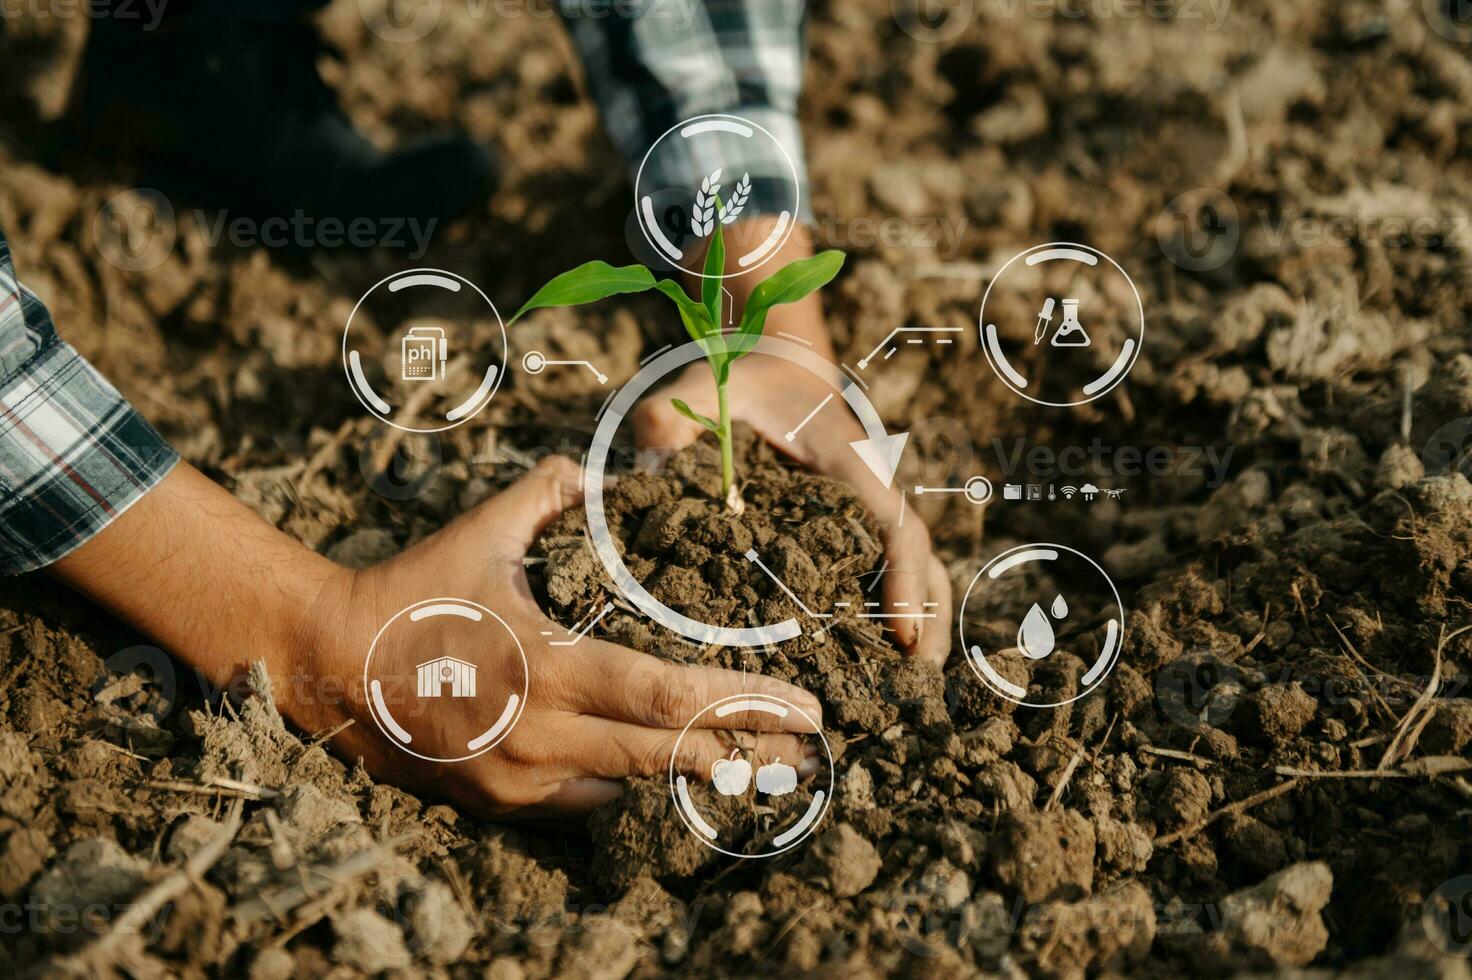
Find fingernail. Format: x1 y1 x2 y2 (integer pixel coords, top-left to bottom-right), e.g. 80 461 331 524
797 756 821 779
802 741 819 758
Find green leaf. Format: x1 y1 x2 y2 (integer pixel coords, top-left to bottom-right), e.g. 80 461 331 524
702 200 726 327
671 398 721 432
508 261 656 325
650 279 726 380
730 250 846 363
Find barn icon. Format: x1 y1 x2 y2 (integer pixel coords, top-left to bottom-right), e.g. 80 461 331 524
416 656 477 698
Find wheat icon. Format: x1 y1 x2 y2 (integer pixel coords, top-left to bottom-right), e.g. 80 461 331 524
690 169 751 238
720 173 751 226
691 168 722 237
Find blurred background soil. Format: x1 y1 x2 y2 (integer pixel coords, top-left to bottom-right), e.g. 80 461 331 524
2 0 1472 975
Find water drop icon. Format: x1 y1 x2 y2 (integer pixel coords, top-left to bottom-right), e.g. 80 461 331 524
1051 594 1068 618
1018 602 1056 660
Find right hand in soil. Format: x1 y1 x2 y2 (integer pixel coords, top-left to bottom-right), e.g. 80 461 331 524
292 457 824 817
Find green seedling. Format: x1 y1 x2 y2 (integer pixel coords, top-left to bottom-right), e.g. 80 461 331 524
509 213 845 512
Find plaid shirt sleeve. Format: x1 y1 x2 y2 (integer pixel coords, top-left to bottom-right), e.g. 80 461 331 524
0 227 178 575
562 0 811 223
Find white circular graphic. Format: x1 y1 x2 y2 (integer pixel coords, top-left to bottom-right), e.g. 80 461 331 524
959 543 1125 708
342 268 507 433
978 243 1144 407
669 694 834 859
633 113 801 281
362 598 527 763
584 335 903 647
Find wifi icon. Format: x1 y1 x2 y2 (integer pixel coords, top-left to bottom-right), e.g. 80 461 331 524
1060 486 1077 499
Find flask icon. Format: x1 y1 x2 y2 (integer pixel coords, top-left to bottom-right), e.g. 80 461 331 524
1050 298 1090 347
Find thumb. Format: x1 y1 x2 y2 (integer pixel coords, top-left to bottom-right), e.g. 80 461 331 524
632 395 706 452
483 456 585 556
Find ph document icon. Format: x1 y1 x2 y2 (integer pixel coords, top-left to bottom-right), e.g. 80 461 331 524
343 269 507 433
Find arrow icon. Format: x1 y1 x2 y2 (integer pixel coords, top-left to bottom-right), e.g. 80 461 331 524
848 432 909 488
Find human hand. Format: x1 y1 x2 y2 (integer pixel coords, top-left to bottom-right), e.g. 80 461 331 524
289 457 824 818
631 357 953 665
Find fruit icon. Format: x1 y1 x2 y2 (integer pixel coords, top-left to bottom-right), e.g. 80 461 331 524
711 750 752 796
755 758 798 796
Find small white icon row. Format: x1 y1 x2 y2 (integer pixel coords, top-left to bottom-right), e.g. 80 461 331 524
1001 483 1124 501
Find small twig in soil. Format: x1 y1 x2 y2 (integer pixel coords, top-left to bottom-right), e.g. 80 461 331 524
1379 624 1470 771
1140 745 1212 768
59 797 244 971
1276 757 1471 779
1153 779 1301 847
1044 742 1087 812
308 717 355 748
1089 714 1119 767
233 833 418 929
771 906 813 950
147 776 280 800
1242 602 1271 654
